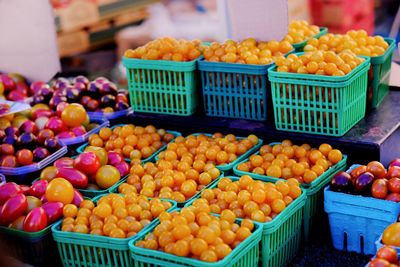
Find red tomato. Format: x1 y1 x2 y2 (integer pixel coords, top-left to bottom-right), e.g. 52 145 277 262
72 189 84 207
386 193 400 202
29 180 48 198
367 161 387 178
350 165 367 180
369 258 390 267
376 246 398 264
0 193 27 226
56 167 88 189
54 157 74 169
19 185 31 195
41 202 64 223
23 207 48 232
45 178 74 205
73 152 101 176
84 146 108 165
0 182 22 205
388 178 400 193
371 179 388 199
16 149 33 166
386 166 400 179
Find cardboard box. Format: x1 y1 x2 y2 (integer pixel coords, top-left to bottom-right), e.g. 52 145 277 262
57 30 90 57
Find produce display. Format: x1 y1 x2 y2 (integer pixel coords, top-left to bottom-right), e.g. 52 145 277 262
124 37 203 62
275 51 365 75
236 141 343 184
0 180 81 232
304 30 390 57
30 76 130 113
158 133 260 167
39 149 129 191
60 193 172 237
203 38 293 65
88 124 175 160
135 207 256 262
368 245 400 267
331 159 400 201
190 175 302 222
0 73 32 101
284 20 321 44
0 114 63 168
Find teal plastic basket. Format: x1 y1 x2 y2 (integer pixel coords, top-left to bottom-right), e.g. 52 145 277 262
233 142 347 241
367 38 396 108
184 176 307 267
52 195 177 267
156 133 263 172
268 54 371 136
122 57 198 116
292 27 328 52
128 211 263 267
0 223 61 266
77 124 181 164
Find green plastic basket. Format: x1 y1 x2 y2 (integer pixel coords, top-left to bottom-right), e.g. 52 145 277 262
292 27 328 52
77 125 182 164
368 38 396 108
268 54 371 137
184 176 307 267
122 57 198 116
128 212 262 267
155 133 263 173
0 223 61 266
233 142 347 241
52 195 177 267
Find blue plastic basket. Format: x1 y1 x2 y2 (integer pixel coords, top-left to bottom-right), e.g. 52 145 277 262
87 107 134 121
324 185 400 255
58 118 109 146
0 144 68 177
77 124 181 164
0 174 5 185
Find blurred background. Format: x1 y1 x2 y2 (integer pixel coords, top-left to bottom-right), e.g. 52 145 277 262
52 0 400 83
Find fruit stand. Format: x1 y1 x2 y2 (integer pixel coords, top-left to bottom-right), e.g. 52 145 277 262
0 19 400 267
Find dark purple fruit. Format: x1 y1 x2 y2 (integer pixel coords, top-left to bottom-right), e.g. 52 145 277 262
354 172 375 195
17 133 36 150
53 78 70 90
331 172 352 193
44 138 60 152
31 95 45 105
87 82 100 95
80 96 91 106
0 130 5 140
5 127 19 136
115 102 129 111
19 121 38 135
100 82 118 95
73 76 89 86
116 93 128 103
100 94 116 108
66 87 80 102
37 86 54 99
3 135 17 145
94 77 108 84
49 96 67 109
73 82 86 92
117 89 129 97
86 99 99 111
32 147 50 161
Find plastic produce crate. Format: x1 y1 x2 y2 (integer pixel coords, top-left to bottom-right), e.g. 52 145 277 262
368 38 396 108
122 57 198 116
58 118 109 146
0 173 5 185
87 107 134 121
233 143 347 241
77 124 181 164
184 176 307 267
0 223 61 266
155 133 263 172
52 195 177 267
268 54 370 136
0 144 68 184
292 27 328 52
324 186 400 255
129 212 263 267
